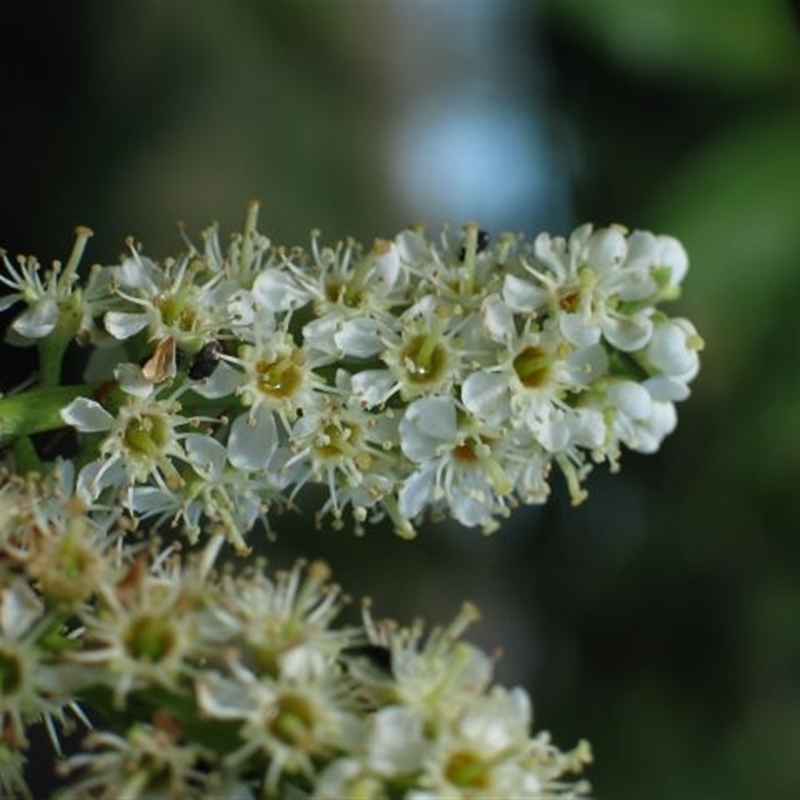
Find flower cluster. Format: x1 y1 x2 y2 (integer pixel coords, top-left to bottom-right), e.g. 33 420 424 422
1 203 702 548
0 204 707 798
0 470 590 799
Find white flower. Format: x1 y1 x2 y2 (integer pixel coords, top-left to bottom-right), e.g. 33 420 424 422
299 235 406 360
402 223 510 308
462 306 608 447
282 372 399 526
593 379 678 458
56 725 214 799
60 382 191 501
103 241 246 351
351 296 465 408
398 396 514 529
361 602 493 722
509 224 660 352
131 432 280 553
231 326 327 428
0 579 88 754
0 227 95 340
625 229 689 299
640 317 704 401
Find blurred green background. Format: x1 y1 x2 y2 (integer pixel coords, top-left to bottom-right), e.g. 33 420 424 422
3 1 800 797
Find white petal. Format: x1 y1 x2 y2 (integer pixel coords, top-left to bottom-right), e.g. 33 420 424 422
630 401 677 453
368 707 425 775
60 397 115 432
607 380 652 421
398 468 435 519
602 311 653 352
536 410 571 453
303 315 340 353
566 342 609 385
451 478 493 528
395 229 429 266
334 318 385 358
130 486 177 516
615 268 657 302
585 227 627 275
502 274 548 313
185 434 227 479
351 370 397 408
371 240 402 293
114 363 154 398
643 375 690 402
566 224 594 264
13 299 58 338
196 672 252 719
533 231 569 277
645 319 700 378
190 361 243 399
568 406 606 449
0 293 21 313
462 372 510 426
560 312 600 348
227 407 278 471
481 295 515 342
85 458 126 498
404 397 456 441
623 230 658 271
252 270 309 312
400 398 456 461
0 581 44 639
227 289 257 327
104 311 149 339
117 255 162 293
656 235 689 285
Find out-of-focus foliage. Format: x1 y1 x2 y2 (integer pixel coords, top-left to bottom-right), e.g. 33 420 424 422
550 0 798 90
532 1 800 798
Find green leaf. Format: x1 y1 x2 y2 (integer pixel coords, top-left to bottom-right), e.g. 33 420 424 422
545 0 799 91
649 109 800 385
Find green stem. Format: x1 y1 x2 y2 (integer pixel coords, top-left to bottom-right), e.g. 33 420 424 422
0 382 102 442
12 435 43 474
37 333 71 388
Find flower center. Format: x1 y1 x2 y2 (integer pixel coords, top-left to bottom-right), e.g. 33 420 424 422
256 350 304 399
513 345 552 388
452 441 478 463
559 289 580 313
269 693 315 747
316 422 359 460
0 647 23 695
123 614 178 663
156 293 197 331
125 414 170 455
401 334 448 386
445 750 490 790
124 414 171 456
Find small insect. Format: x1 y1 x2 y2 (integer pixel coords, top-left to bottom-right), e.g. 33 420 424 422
457 229 490 262
187 339 224 380
339 643 393 677
141 336 176 383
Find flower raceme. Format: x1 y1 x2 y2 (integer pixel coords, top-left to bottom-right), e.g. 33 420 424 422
0 473 592 799
0 205 703 798
0 204 703 545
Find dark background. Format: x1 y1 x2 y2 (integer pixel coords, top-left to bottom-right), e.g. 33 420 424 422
3 1 800 797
